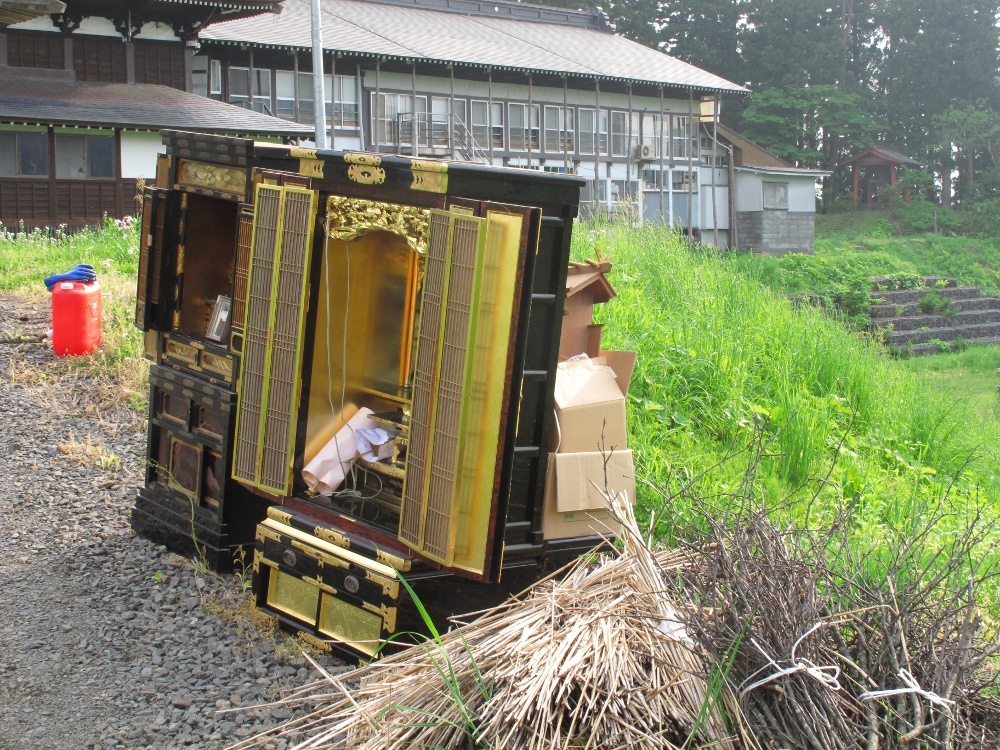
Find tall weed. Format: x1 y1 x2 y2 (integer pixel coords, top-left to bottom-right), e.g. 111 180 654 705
573 220 1000 553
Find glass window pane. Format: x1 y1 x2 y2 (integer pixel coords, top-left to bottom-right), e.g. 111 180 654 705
55 134 86 178
19 132 48 176
252 69 271 97
229 67 250 98
275 71 295 118
191 55 209 98
209 60 222 96
763 181 789 209
0 134 15 176
87 135 114 178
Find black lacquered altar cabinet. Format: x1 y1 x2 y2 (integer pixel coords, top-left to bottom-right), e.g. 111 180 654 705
132 130 600 656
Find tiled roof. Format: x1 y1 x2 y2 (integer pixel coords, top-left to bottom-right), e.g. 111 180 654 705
201 0 747 94
0 0 65 26
0 78 314 135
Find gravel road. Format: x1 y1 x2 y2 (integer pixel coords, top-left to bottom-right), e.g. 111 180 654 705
0 293 346 750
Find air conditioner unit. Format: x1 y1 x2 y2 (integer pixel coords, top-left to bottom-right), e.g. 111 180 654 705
634 144 654 161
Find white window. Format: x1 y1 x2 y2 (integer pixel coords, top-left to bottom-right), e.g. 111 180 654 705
598 110 609 155
543 106 574 154
275 70 295 119
508 103 539 152
491 102 504 149
642 168 664 189
610 179 639 203
372 93 426 146
471 100 487 147
209 60 222 100
297 72 316 123
672 116 694 160
327 75 359 129
610 111 628 157
641 114 662 159
578 108 596 155
672 170 697 190
763 181 789 209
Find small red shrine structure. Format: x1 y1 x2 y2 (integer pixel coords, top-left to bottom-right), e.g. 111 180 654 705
843 146 921 205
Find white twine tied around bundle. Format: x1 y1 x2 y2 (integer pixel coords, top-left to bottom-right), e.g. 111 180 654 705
739 621 842 699
859 669 956 715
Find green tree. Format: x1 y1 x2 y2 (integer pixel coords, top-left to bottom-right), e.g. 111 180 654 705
874 0 1000 205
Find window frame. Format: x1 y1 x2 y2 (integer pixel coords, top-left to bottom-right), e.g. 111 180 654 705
578 108 596 156
54 132 115 180
543 105 575 155
0 131 49 178
610 110 628 157
762 181 789 210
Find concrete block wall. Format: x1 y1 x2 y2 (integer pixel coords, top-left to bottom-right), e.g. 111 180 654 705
735 210 815 255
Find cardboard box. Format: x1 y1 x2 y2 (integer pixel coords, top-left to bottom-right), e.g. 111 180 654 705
553 353 635 454
541 449 635 539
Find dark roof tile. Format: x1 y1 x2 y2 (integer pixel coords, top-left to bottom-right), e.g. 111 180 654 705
201 0 746 93
0 79 314 135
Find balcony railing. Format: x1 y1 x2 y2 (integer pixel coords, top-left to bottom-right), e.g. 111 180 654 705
378 113 491 163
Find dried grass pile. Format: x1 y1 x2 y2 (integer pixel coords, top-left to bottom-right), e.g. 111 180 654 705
231 493 751 750
232 439 1000 749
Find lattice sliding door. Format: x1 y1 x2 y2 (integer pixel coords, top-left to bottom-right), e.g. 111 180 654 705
232 184 317 495
399 208 525 575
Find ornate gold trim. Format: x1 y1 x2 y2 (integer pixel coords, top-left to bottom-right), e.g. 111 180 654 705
176 159 246 195
289 146 318 159
344 152 382 167
266 507 293 526
410 159 449 194
375 548 412 573
347 164 386 185
325 196 430 254
361 601 397 633
314 526 350 549
299 159 324 178
365 570 400 599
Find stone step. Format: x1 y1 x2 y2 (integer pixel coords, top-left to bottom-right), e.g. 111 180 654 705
870 296 1000 319
872 275 957 291
876 309 1000 331
894 336 1000 357
872 286 983 305
885 321 1000 346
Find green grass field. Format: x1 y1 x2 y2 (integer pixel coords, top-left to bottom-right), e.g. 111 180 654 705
576 218 1000 608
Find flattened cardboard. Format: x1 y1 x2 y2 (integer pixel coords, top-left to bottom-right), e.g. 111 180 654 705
541 449 634 539
553 354 634 454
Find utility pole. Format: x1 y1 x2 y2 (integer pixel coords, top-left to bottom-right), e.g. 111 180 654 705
310 0 327 148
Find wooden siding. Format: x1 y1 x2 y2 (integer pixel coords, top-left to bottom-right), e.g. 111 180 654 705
0 179 49 227
73 36 128 83
0 178 137 229
6 32 64 69
134 42 186 89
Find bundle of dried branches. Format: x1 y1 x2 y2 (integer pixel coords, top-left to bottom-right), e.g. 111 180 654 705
668 429 1000 750
230 493 754 750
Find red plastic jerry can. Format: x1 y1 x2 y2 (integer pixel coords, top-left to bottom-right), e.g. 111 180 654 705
52 280 102 356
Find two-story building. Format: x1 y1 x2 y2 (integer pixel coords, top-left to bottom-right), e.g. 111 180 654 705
194 0 747 242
